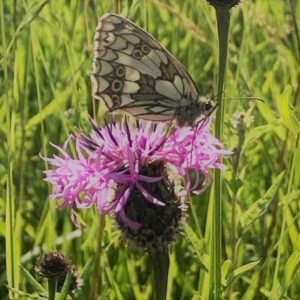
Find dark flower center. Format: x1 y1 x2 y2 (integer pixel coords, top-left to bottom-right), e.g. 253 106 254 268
116 161 187 251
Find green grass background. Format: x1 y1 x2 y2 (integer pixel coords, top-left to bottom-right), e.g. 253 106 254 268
1 0 300 299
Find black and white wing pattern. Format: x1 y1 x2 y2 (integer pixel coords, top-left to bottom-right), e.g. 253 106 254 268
91 13 202 123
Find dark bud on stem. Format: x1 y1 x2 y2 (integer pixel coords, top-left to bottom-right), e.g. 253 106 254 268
207 0 240 9
35 251 81 296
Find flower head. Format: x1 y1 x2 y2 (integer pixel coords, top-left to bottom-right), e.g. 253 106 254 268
43 117 229 248
231 111 254 129
207 0 240 9
35 251 81 296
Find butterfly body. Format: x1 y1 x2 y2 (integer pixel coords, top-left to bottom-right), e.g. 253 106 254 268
91 13 215 127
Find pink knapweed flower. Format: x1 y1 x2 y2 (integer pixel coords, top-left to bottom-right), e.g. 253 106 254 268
43 117 229 247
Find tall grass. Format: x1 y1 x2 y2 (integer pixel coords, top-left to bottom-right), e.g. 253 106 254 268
1 0 300 299
210 3 231 299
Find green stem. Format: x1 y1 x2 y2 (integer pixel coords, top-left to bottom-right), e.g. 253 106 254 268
113 0 120 14
150 248 170 300
4 0 18 298
209 8 230 300
231 125 245 261
88 214 105 300
288 0 300 63
48 278 57 300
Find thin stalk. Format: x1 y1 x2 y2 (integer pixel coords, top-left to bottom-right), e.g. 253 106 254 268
270 134 299 298
48 278 57 300
5 143 16 300
209 8 230 300
149 248 170 300
88 214 105 300
288 0 300 63
230 122 245 269
144 0 149 31
4 0 19 298
113 0 120 14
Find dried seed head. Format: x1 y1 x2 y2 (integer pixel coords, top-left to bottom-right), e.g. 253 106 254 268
231 111 254 129
207 0 240 9
115 162 188 252
35 251 69 279
35 251 82 296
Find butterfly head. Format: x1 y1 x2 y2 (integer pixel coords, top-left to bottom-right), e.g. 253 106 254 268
198 96 217 117
175 97 216 127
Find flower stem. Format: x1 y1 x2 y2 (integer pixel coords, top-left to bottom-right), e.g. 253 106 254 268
210 7 230 300
150 248 170 300
48 278 56 300
88 214 105 300
113 0 120 14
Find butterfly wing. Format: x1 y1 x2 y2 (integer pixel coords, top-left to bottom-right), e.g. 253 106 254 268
91 13 200 122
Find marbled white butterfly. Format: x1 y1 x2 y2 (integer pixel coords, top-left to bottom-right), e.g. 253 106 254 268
91 13 215 127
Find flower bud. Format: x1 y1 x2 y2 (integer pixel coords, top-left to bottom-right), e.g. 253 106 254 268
35 251 81 296
207 0 240 9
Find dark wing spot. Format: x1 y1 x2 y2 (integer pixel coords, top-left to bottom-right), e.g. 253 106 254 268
111 79 123 92
141 44 151 54
133 49 142 59
111 94 121 108
116 66 125 77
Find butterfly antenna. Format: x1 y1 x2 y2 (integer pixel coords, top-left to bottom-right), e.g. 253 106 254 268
223 96 265 102
211 89 265 103
211 89 226 101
